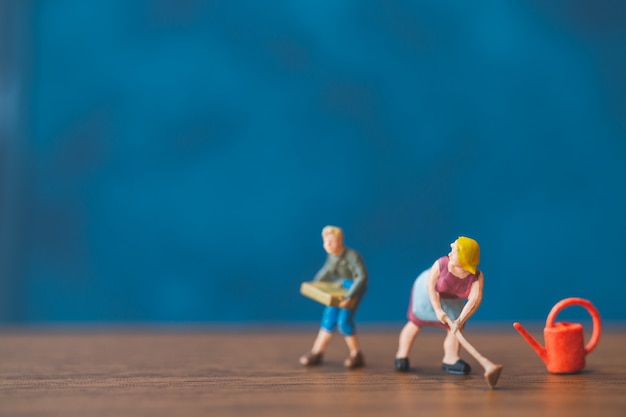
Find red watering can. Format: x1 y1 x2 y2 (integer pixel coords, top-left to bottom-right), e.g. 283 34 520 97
513 297 601 374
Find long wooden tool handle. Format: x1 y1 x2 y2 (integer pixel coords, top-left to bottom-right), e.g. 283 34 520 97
454 329 496 371
452 327 502 389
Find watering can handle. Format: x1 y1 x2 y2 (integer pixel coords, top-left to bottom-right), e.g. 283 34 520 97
545 297 602 354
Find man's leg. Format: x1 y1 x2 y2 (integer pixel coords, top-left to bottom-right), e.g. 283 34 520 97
338 307 364 368
300 306 338 366
311 328 333 354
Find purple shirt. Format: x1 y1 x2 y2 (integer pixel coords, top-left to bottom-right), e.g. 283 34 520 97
434 257 479 300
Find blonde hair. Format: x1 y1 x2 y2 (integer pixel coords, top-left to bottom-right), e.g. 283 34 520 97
322 225 344 239
456 236 480 274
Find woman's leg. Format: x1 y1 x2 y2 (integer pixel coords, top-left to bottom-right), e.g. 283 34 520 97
442 329 461 364
441 330 471 374
396 321 420 359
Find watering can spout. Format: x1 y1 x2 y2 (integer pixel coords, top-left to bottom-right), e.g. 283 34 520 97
513 322 548 364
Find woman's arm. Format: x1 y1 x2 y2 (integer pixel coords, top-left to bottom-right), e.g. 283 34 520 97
455 272 484 328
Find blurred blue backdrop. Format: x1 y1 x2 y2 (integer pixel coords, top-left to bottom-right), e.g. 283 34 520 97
1 1 625 324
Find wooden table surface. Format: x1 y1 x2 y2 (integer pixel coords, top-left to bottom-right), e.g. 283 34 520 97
1 324 625 417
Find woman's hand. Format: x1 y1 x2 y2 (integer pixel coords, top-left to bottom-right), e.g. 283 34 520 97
449 318 466 333
436 310 450 326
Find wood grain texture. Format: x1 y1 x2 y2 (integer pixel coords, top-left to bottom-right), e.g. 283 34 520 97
1 325 625 417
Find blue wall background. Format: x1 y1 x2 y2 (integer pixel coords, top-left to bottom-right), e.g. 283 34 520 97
1 1 625 324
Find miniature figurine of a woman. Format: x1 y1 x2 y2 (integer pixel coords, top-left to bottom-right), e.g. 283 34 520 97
394 236 483 374
300 226 368 369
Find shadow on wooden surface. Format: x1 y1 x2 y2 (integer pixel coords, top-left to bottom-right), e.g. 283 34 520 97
1 326 625 416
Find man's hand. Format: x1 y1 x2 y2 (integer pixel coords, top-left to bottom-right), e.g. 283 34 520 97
339 298 352 308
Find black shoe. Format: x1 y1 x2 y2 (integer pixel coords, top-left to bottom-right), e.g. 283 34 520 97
442 359 471 375
395 357 410 372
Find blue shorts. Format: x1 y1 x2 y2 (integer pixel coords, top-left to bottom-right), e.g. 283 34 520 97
320 279 363 336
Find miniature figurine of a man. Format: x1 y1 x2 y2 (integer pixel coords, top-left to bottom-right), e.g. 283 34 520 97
300 225 368 369
394 236 484 375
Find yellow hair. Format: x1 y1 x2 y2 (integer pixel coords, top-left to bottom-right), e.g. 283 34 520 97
322 225 344 239
456 236 480 274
